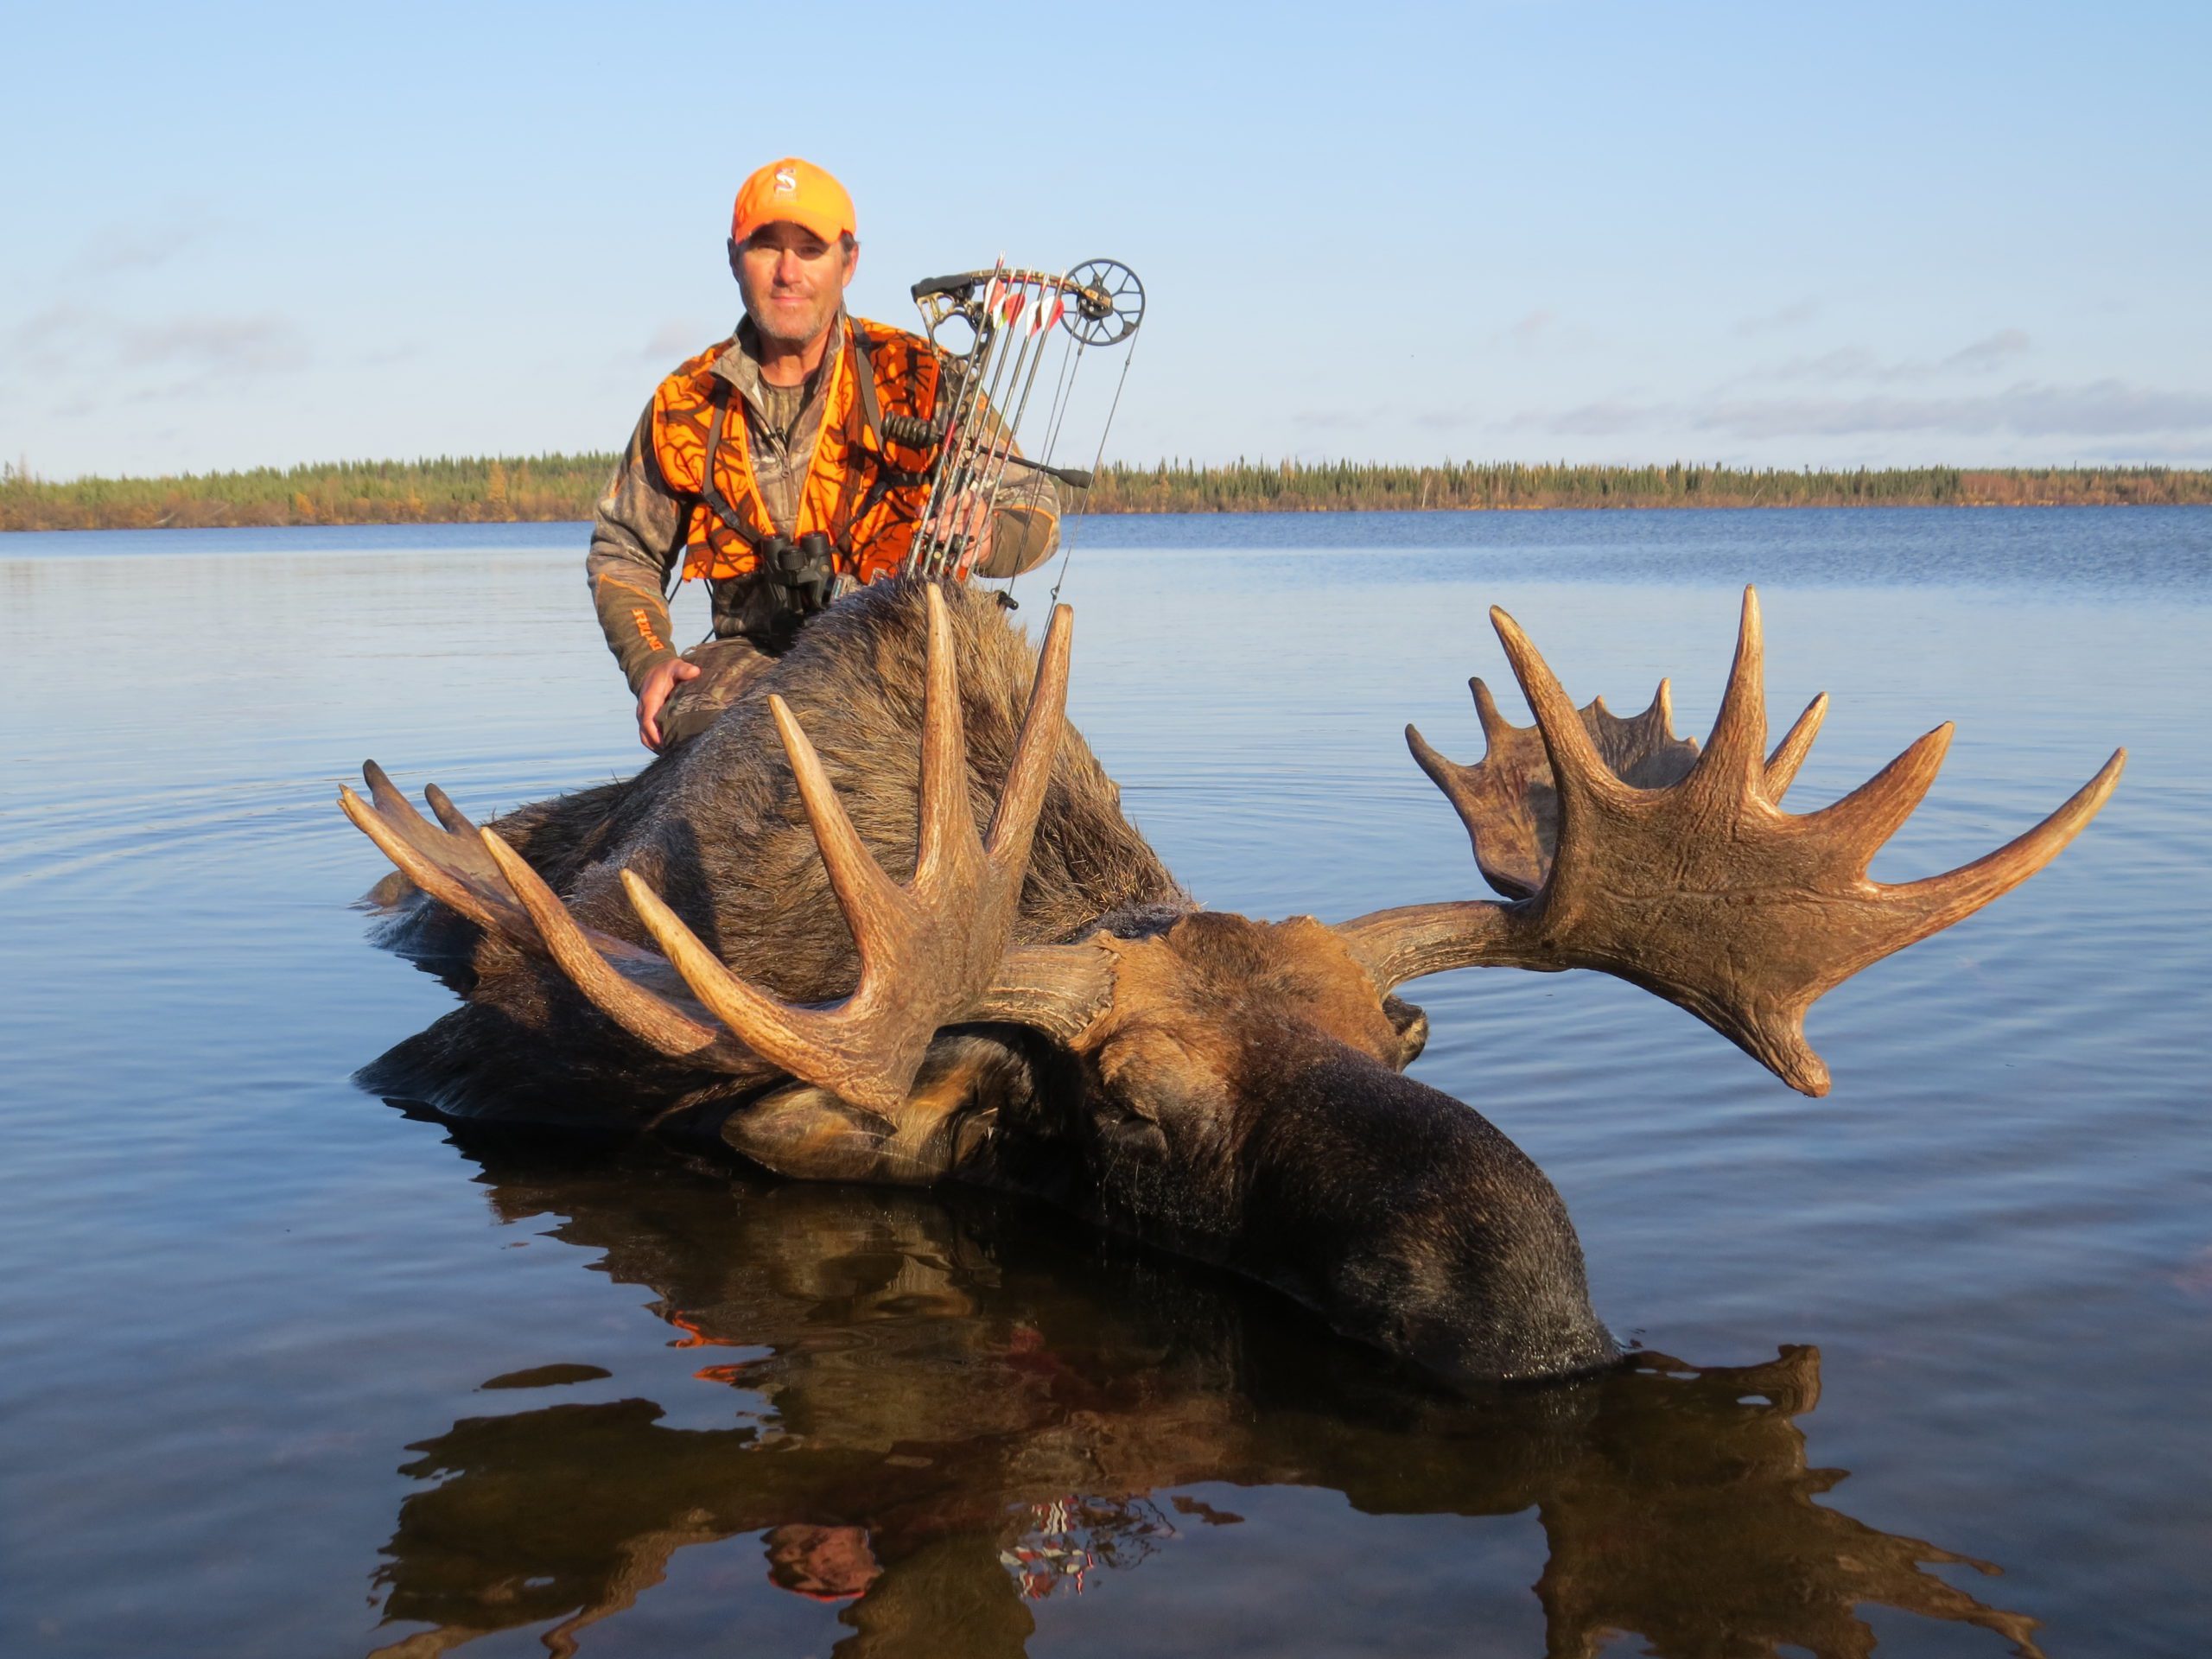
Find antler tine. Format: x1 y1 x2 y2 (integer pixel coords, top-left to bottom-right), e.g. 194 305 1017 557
1802 722 1954 871
360 760 503 884
1745 747 2127 1093
766 693 906 963
1685 586 1770 798
1617 680 1668 748
1344 594 2125 1098
1403 646 1700 905
607 594 1085 1116
479 830 766 1074
423 781 477 837
362 758 426 833
1874 747 2127 959
1764 692 1827 801
622 867 906 1108
346 766 781 1078
1487 606 1628 808
340 784 524 941
1470 676 1512 745
915 583 974 888
984 601 1073 865
1404 721 1459 792
363 760 461 866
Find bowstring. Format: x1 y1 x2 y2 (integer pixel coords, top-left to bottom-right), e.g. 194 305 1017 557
1002 298 1089 610
964 288 1068 578
1049 324 1139 609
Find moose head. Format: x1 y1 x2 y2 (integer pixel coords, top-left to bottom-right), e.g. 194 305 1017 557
343 581 2120 1383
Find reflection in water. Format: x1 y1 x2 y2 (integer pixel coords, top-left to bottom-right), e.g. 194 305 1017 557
364 1133 2043 1659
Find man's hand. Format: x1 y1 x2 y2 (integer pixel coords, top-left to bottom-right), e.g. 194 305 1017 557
942 490 994 581
636 657 702 752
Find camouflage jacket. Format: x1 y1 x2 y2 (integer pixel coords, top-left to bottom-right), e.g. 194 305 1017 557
588 316 1059 693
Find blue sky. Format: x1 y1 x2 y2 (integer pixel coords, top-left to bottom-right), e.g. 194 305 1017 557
3 0 2207 480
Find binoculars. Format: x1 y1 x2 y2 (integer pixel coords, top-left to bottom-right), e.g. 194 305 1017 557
762 531 837 620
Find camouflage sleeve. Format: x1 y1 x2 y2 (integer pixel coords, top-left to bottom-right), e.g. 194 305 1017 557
948 382 1061 579
976 457 1061 579
587 400 687 694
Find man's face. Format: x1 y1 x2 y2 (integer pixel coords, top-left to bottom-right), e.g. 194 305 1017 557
731 222 859 348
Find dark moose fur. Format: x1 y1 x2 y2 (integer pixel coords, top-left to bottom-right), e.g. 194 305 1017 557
363 581 1618 1383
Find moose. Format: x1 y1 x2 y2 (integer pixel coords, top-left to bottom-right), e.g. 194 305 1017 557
344 580 2121 1385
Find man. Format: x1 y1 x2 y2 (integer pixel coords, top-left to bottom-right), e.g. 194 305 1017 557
588 156 1060 752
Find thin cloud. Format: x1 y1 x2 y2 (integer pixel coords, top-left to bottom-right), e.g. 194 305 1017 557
2078 437 2212 463
1732 299 1821 337
6 304 302 385
1941 328 2031 372
79 226 193 275
1505 308 1554 344
1413 406 1483 431
71 214 219 277
1541 398 1662 437
1531 378 2212 441
1490 308 1596 353
3 304 105 373
1292 407 1376 431
1750 346 1884 385
1739 329 2035 388
1695 380 2212 439
128 313 302 376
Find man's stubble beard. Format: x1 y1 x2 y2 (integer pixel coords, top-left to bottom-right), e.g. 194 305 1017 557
744 284 840 351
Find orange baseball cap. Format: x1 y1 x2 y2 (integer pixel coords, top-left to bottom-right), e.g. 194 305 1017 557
731 157 856 245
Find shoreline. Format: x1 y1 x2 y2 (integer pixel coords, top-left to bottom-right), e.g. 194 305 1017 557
5 457 2207 532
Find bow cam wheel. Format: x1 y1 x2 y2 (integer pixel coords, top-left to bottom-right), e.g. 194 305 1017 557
1062 259 1143 346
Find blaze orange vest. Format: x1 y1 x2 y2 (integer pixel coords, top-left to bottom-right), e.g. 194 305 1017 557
647 318 943 587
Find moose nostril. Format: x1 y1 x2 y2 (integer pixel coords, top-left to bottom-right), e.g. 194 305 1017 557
1382 996 1429 1068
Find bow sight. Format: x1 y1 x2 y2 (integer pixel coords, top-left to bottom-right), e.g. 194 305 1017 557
898 259 1145 583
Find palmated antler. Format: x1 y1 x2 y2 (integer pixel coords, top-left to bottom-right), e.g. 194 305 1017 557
1408 671 1825 899
617 587 1082 1113
1339 588 2124 1096
340 766 768 1076
343 588 1116 1113
1408 678 1697 898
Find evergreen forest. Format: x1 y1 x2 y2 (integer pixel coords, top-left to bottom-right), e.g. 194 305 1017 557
4 455 2206 533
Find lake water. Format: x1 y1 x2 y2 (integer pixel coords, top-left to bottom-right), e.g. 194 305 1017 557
3 508 2208 1658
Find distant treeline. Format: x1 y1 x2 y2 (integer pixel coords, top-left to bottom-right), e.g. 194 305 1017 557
3 455 2208 532
1085 460 2212 512
0 455 611 532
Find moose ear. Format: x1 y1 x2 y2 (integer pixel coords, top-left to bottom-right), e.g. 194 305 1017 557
1382 996 1429 1069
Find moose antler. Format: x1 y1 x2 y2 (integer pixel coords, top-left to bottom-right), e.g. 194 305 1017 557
1339 588 2124 1096
617 586 1077 1113
342 588 1116 1112
340 765 768 1075
1407 680 1691 898
1408 674 1828 900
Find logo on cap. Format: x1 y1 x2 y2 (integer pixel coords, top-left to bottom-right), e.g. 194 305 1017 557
773 166 798 194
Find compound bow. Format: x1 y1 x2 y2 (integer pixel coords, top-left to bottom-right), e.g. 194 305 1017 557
893 258 1145 585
